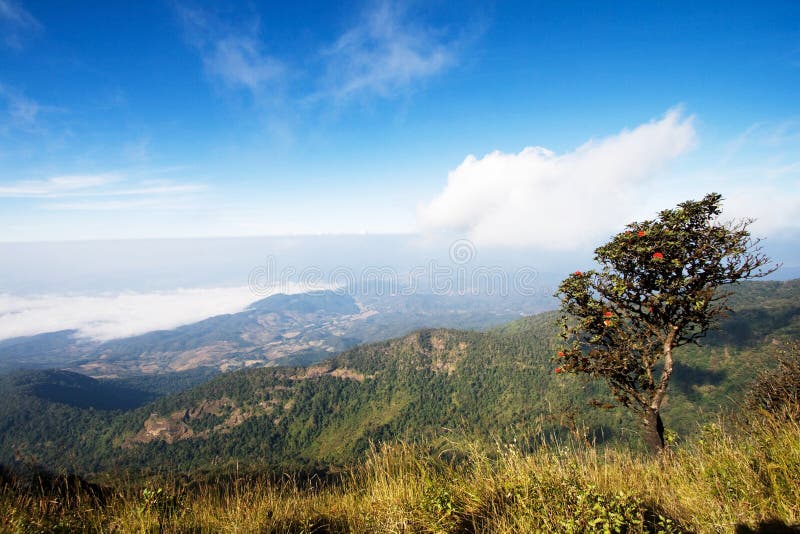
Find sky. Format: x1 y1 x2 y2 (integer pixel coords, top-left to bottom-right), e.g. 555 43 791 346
0 1 799 340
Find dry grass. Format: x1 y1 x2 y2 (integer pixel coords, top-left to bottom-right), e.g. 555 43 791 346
2 415 799 533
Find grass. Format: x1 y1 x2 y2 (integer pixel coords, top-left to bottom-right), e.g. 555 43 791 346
2 413 799 533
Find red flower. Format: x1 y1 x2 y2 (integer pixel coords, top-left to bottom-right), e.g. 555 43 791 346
557 351 565 358
637 230 646 237
574 270 583 276
603 311 613 318
554 367 563 373
652 252 664 260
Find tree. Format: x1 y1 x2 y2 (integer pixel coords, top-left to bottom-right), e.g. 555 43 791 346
555 193 775 453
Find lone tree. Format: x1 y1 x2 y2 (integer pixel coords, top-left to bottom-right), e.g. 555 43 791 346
555 193 775 453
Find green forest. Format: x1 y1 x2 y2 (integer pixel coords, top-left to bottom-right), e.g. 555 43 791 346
1 279 798 479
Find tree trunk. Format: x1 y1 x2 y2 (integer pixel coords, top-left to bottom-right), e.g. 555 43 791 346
642 408 665 454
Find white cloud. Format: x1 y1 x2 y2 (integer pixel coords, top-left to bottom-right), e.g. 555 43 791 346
0 285 329 342
321 1 455 100
725 186 800 237
419 109 697 249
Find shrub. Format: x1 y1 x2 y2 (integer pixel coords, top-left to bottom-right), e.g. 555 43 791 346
746 342 800 419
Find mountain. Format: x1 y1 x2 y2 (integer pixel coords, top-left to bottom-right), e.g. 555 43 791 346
0 331 96 373
0 289 551 377
1 279 798 476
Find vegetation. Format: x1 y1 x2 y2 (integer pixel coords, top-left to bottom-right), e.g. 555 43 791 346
1 279 798 479
2 410 799 533
556 193 774 453
0 289 552 375
0 278 798 530
746 341 800 419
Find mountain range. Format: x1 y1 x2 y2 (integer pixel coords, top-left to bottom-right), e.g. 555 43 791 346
1 279 797 477
0 289 552 377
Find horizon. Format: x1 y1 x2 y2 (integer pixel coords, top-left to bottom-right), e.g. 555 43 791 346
2 4 800 525
1 2 798 244
2 1 799 342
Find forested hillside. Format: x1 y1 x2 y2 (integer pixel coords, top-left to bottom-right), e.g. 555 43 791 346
1 279 798 477
0 289 550 376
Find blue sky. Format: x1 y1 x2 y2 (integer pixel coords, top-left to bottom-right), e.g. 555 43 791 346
0 1 799 244
1 1 799 341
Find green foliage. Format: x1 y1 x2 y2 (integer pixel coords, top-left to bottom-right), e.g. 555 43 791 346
419 482 461 531
13 369 157 410
560 485 644 533
556 193 774 451
0 279 797 475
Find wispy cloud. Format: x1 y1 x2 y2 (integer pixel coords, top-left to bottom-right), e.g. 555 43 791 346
176 1 467 107
205 36 284 92
319 1 458 101
705 120 800 236
0 173 208 211
0 84 52 132
43 196 202 211
0 174 119 197
122 136 151 163
176 5 284 95
0 0 41 48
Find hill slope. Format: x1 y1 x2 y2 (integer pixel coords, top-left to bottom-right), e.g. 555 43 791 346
1 279 798 476
0 289 547 376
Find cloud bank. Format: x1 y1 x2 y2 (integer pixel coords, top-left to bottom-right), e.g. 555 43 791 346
0 285 321 342
419 109 697 249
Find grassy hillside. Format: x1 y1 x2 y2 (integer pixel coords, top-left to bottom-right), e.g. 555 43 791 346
2 413 799 532
1 279 798 478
